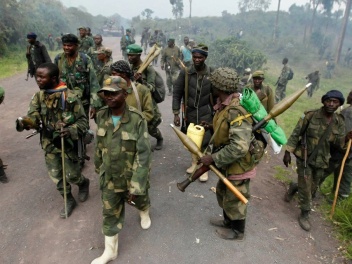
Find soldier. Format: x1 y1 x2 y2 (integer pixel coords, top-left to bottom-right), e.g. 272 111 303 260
78 26 94 54
94 47 113 87
305 70 320 98
275 58 292 103
200 68 261 240
180 36 192 67
344 48 352 67
0 87 8 183
173 44 214 182
283 90 348 231
161 38 181 96
120 29 135 61
127 44 164 150
149 29 163 66
47 34 55 51
54 33 102 120
325 58 335 79
91 77 152 264
16 63 90 217
239 68 252 89
140 27 150 55
249 70 274 113
55 36 62 51
26 32 52 79
87 34 105 72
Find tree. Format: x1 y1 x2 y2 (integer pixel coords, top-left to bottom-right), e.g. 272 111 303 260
273 0 281 42
171 0 184 19
141 8 154 20
238 0 271 12
335 0 351 63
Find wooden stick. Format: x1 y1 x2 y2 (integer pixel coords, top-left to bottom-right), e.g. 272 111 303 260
330 139 351 219
61 127 68 219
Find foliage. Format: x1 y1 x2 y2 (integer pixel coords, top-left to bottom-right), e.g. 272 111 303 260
171 0 184 19
208 37 267 74
141 8 154 20
238 0 271 12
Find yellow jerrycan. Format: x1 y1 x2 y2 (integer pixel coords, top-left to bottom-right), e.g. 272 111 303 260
186 123 205 149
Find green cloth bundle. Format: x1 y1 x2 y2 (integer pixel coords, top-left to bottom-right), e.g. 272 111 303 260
240 88 287 145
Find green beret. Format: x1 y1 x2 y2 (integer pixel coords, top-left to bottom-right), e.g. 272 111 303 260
126 29 131 33
168 38 175 42
252 70 265 79
127 44 143 55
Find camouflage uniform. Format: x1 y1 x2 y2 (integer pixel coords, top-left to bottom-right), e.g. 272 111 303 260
95 104 151 236
131 64 163 139
248 82 274 113
79 36 94 54
275 64 291 103
26 41 52 77
120 35 135 60
161 45 181 94
26 86 88 195
87 43 105 72
306 71 320 98
96 60 113 88
54 52 102 117
286 108 345 211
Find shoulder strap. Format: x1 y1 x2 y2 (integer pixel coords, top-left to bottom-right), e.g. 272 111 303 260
131 82 142 112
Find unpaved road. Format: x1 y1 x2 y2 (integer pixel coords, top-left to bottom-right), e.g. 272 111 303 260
0 37 349 264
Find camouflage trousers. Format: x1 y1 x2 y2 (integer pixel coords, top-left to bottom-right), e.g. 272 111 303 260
275 84 287 103
216 178 251 220
322 157 352 198
101 181 150 236
165 70 180 92
45 151 84 195
148 100 162 139
307 83 318 98
296 158 325 211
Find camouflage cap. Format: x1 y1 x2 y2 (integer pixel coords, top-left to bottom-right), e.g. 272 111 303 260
192 44 208 57
78 26 86 30
208 67 240 93
127 44 143 55
98 76 128 93
94 47 112 57
252 70 265 79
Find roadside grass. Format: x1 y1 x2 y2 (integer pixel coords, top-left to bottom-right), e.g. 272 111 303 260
273 165 294 184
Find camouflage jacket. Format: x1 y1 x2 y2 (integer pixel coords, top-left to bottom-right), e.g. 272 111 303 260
54 52 102 108
79 36 94 53
96 60 112 87
131 64 156 92
161 46 181 72
95 104 151 194
120 35 135 51
278 64 291 86
211 94 255 175
126 82 154 123
248 83 274 113
286 107 346 168
26 41 52 72
87 44 105 72
27 84 88 153
149 33 166 47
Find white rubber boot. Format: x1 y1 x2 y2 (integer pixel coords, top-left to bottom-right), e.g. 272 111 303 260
140 208 151 229
199 171 208 182
91 235 118 264
186 154 198 174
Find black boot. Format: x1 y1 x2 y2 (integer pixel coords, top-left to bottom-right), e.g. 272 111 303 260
216 219 245 241
78 178 90 202
284 182 298 202
298 210 311 231
0 162 8 184
210 210 231 228
154 131 163 150
60 193 77 218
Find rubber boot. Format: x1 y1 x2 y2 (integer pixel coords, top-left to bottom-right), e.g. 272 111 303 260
284 182 298 202
154 130 163 151
199 171 208 182
186 154 198 174
216 219 245 241
210 210 231 228
91 235 118 264
0 164 8 184
139 208 151 229
298 210 311 231
78 177 90 202
60 193 77 218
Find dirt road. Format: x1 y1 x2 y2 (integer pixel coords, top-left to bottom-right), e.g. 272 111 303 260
0 37 348 264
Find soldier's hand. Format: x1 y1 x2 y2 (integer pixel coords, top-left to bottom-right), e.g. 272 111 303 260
60 127 71 138
89 108 96 119
55 120 66 130
283 150 291 167
346 131 352 141
174 115 180 127
200 121 213 132
199 155 214 166
134 72 142 82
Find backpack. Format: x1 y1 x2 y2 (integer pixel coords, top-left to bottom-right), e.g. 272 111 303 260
153 71 166 103
287 68 294 80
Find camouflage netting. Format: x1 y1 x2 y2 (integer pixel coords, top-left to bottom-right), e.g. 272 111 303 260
208 67 240 93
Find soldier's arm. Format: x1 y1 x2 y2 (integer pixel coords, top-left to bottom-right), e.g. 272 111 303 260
66 97 89 141
129 118 152 195
211 108 252 168
139 86 154 123
172 69 185 115
145 66 156 92
27 91 42 125
286 115 306 153
87 57 103 110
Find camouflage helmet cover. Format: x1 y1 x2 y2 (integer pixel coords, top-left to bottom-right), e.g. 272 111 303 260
208 67 240 93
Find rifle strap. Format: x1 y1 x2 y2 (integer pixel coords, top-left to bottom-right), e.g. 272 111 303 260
131 82 142 112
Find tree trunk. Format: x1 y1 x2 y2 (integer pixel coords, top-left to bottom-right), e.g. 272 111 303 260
189 0 192 28
309 0 319 38
336 0 352 64
273 0 281 42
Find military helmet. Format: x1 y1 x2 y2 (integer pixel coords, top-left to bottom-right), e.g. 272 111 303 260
208 67 240 93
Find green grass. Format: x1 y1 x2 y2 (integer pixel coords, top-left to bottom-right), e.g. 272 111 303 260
273 165 294 184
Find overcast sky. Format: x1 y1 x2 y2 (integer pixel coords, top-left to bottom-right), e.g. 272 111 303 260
59 0 311 19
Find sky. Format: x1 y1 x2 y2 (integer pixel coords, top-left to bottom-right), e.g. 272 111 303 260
59 0 311 19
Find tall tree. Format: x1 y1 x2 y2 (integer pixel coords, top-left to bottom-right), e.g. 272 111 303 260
273 0 281 42
171 0 184 19
141 8 154 20
238 0 271 12
336 0 352 63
